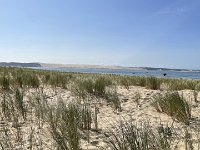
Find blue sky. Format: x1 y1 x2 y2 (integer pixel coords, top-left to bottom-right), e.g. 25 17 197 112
0 0 200 69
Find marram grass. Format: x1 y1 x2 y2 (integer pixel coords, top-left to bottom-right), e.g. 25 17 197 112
152 92 191 125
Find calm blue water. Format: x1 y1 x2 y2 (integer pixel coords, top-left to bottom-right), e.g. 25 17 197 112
34 67 200 79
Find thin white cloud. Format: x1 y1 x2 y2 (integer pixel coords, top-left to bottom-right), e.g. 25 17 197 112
155 7 186 15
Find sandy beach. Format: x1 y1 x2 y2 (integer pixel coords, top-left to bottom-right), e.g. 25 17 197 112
0 67 200 149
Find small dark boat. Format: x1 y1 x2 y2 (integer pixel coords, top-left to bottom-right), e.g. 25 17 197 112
163 73 167 76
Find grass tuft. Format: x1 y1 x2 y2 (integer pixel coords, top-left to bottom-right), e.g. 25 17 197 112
104 119 172 150
152 92 191 125
15 89 26 120
146 76 160 90
1 75 10 90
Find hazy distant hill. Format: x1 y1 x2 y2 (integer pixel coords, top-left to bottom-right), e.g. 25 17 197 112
40 63 143 70
0 62 198 72
41 63 198 72
0 62 41 67
141 67 189 72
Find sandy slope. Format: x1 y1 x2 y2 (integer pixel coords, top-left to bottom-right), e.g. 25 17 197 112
42 86 200 149
1 86 200 149
82 86 200 149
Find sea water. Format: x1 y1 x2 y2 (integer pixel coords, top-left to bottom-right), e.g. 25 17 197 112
33 67 200 79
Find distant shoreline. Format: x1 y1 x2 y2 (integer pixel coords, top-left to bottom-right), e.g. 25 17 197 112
0 62 200 72
40 63 200 72
40 63 143 70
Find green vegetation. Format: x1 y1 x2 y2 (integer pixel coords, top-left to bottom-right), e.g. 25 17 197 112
47 101 81 150
47 100 93 150
15 89 26 120
0 67 200 91
146 76 161 90
104 120 172 150
105 89 121 111
0 75 10 90
152 92 191 125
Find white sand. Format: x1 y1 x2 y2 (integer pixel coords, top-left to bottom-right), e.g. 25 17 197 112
1 86 200 149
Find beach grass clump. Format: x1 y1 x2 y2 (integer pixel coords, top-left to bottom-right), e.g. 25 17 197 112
13 69 28 89
135 76 146 87
0 75 10 90
81 79 94 95
185 80 197 90
0 89 27 123
152 92 191 125
47 101 81 150
104 120 172 150
28 92 49 127
195 82 200 91
120 76 131 90
193 83 200 102
73 77 112 98
25 74 40 88
146 76 161 90
119 76 144 88
1 93 13 120
47 99 93 149
184 127 194 150
73 79 93 99
80 103 92 130
62 102 81 150
94 77 111 97
193 90 198 102
48 74 60 88
15 75 24 88
48 73 72 89
165 79 197 91
105 90 121 111
43 73 51 84
15 89 26 120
